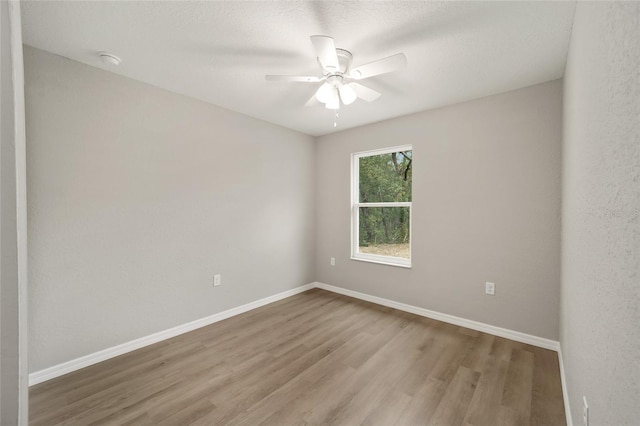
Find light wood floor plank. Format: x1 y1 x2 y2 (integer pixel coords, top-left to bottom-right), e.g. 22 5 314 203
30 289 566 425
429 366 481 426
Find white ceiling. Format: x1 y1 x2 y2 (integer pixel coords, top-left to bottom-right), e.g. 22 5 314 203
21 1 575 136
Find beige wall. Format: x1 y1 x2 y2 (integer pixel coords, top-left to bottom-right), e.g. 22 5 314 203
561 2 640 425
25 46 316 372
316 80 562 340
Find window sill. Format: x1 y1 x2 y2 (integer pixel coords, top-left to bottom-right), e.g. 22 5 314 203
350 256 412 269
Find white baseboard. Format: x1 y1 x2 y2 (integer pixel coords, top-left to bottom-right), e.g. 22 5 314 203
29 283 316 386
314 282 560 351
558 345 573 426
315 282 573 423
30 281 562 387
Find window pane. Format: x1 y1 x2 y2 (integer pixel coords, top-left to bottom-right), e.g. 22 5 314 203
359 150 412 203
358 207 410 259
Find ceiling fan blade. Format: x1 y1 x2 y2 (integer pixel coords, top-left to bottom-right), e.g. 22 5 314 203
266 75 321 82
350 83 382 102
305 94 321 107
349 53 407 80
310 35 340 72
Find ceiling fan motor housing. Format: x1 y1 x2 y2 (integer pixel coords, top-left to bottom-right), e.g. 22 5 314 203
335 48 353 74
326 75 343 88
323 49 353 89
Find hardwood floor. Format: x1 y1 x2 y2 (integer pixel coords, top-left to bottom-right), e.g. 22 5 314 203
30 289 566 425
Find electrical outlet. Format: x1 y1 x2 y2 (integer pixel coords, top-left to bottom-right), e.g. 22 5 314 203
330 257 336 266
213 274 221 287
485 282 495 296
583 396 589 426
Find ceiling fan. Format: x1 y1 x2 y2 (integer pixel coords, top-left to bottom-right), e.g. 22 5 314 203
266 35 407 110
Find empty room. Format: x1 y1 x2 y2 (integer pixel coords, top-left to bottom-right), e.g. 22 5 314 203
1 1 638 425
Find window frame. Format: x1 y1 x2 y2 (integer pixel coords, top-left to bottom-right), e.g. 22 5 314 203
351 145 413 268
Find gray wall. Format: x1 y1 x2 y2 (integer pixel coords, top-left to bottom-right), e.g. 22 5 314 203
316 80 562 340
1 1 20 422
25 46 316 372
561 2 639 425
3 0 28 422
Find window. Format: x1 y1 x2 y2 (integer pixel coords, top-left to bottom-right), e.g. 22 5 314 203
351 145 412 267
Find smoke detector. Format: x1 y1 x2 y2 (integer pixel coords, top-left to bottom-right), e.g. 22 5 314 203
98 52 121 66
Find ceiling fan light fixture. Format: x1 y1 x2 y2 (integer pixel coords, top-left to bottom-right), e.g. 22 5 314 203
339 83 357 105
325 88 340 110
315 82 334 104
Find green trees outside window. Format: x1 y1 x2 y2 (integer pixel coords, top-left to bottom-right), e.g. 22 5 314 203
354 148 412 264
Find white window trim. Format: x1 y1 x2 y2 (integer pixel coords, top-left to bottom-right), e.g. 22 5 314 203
351 145 412 268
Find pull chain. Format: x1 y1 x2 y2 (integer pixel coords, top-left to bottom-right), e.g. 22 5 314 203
333 110 339 128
